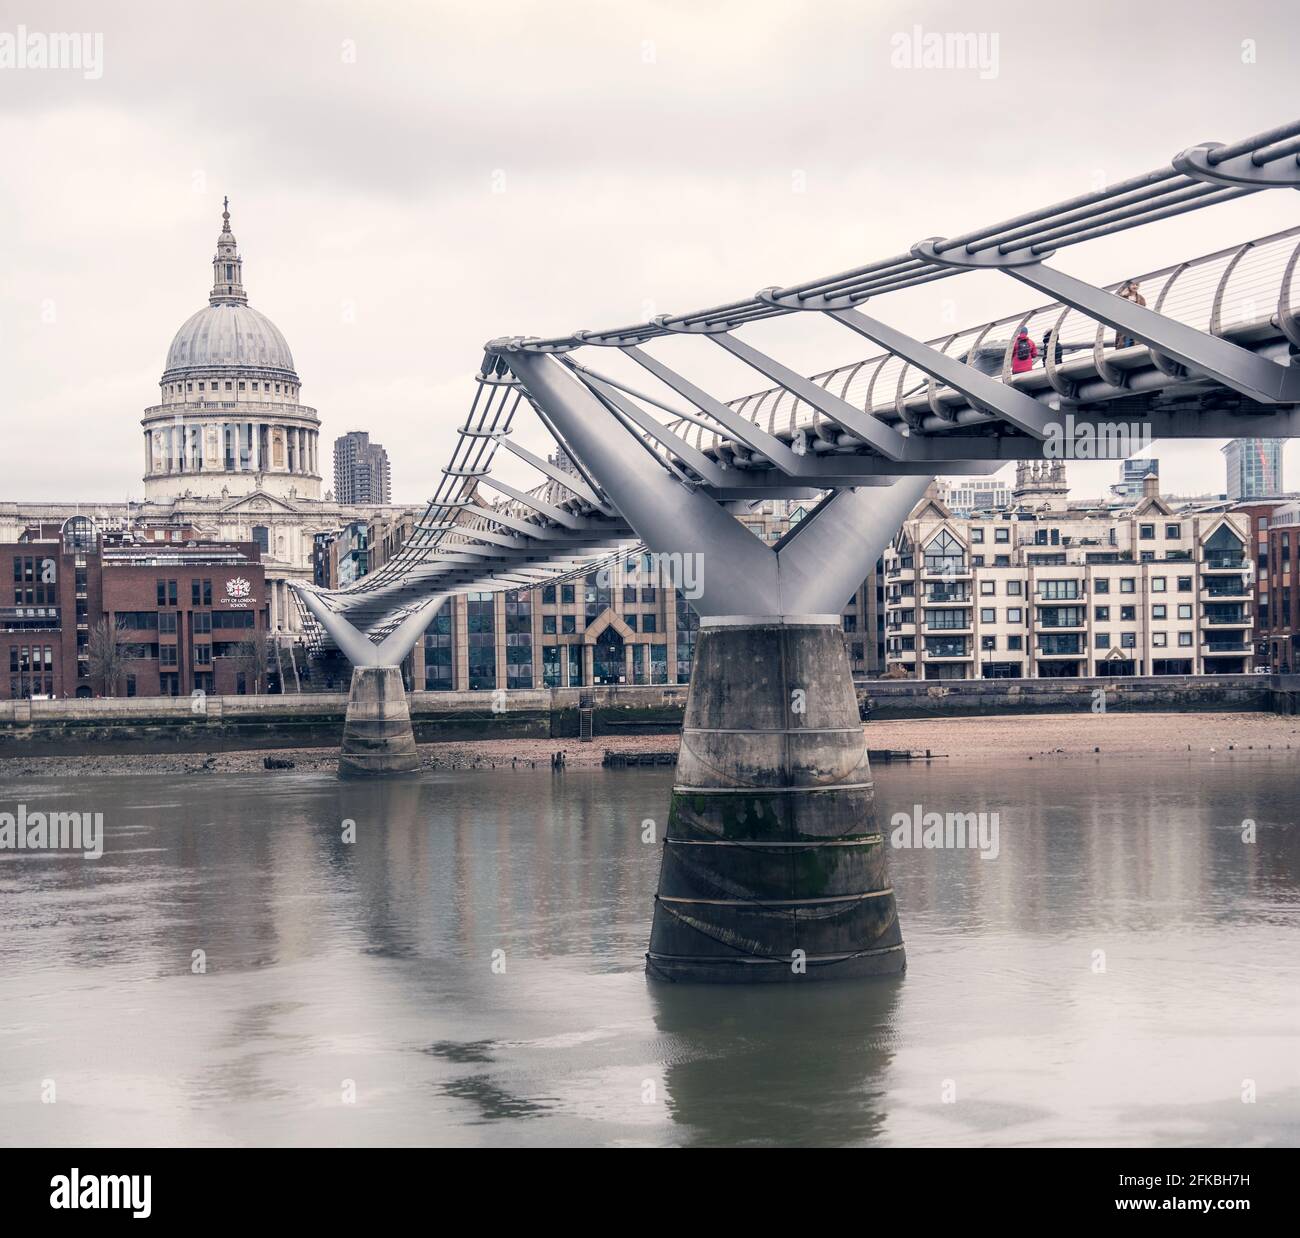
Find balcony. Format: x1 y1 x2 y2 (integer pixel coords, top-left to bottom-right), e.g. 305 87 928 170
1035 606 1088 630
1200 581 1251 601
1201 610 1253 628
923 639 971 660
1202 553 1247 571
924 622 972 635
1036 635 1085 656
1202 641 1252 656
924 587 971 605
921 558 971 580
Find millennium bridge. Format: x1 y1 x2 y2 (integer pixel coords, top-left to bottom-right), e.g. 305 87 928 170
295 119 1300 982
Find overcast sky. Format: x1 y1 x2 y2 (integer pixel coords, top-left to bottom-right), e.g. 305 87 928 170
2 0 1298 506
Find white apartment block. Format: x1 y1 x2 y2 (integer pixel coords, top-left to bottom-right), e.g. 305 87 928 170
882 494 1254 680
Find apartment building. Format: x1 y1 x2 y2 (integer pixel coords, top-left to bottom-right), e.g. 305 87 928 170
883 493 1254 679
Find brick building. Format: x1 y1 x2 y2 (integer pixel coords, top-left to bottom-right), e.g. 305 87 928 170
2 517 268 699
1260 501 1299 672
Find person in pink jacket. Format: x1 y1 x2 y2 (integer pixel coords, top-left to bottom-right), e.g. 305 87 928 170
1011 326 1038 374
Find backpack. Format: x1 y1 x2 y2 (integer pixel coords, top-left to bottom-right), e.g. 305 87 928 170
1015 336 1031 361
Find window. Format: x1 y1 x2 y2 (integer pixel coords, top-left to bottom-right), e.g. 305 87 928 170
561 615 576 634
1095 633 1111 648
1040 580 1080 600
1153 632 1167 647
561 585 575 605
970 528 984 543
1140 524 1155 540
1177 604 1192 620
542 615 556 634
1120 606 1136 622
1095 606 1110 621
980 580 996 595
1007 608 1022 623
1007 635 1022 650
1120 578 1136 593
541 585 556 604
1177 576 1193 592
160 645 178 667
158 612 177 634
980 608 995 623
1166 524 1181 538
981 635 996 651
1006 580 1022 596
1178 631 1193 647
193 612 212 634
1151 577 1166 592
994 528 1010 543
194 645 212 665
643 614 657 633
1121 632 1136 649
1094 578 1110 594
1152 604 1167 619
923 529 966 575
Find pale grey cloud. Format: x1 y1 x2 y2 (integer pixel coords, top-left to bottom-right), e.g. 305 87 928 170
1 0 1297 503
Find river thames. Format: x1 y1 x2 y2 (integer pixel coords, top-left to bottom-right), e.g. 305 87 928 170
1 755 1296 1147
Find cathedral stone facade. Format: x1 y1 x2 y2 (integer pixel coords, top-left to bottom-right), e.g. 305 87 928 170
0 203 398 634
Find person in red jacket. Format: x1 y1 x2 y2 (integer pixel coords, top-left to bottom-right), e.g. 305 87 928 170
1011 326 1038 374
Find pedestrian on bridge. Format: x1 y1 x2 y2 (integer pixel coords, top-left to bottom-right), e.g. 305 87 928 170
1115 280 1146 347
1011 326 1038 374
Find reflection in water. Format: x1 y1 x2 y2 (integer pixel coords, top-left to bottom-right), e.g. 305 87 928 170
0 754 1296 1146
649 979 901 1147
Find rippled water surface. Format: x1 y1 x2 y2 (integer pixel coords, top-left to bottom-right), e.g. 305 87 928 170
1 754 1297 1146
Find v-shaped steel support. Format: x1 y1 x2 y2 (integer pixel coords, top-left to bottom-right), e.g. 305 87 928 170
296 588 447 667
504 350 933 616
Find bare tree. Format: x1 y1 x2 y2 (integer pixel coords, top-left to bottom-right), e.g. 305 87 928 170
86 619 128 697
231 628 275 694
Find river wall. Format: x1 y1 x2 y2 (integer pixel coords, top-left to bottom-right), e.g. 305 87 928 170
0 675 1294 756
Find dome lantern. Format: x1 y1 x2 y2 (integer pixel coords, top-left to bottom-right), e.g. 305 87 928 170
210 196 248 306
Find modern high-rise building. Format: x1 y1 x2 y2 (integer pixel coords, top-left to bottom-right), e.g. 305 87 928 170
1222 438 1284 500
937 476 1012 515
333 431 392 504
1112 456 1160 503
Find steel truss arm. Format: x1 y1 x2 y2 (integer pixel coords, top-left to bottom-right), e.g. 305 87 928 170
505 350 780 616
704 331 911 460
913 239 1300 404
617 344 812 473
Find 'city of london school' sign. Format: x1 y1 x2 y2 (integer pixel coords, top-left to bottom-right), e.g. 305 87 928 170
222 576 253 608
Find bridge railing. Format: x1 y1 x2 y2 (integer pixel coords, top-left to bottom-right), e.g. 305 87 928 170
674 225 1300 453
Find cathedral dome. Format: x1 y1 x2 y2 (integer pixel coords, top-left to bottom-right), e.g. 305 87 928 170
161 196 298 380
164 302 296 377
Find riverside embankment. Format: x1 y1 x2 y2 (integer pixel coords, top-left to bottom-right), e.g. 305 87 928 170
0 674 1296 761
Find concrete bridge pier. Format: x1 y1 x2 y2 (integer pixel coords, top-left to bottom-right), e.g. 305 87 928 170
294 587 447 780
646 616 903 982
339 665 421 777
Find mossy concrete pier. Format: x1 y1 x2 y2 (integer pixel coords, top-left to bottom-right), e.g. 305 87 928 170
646 618 904 983
339 666 421 777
